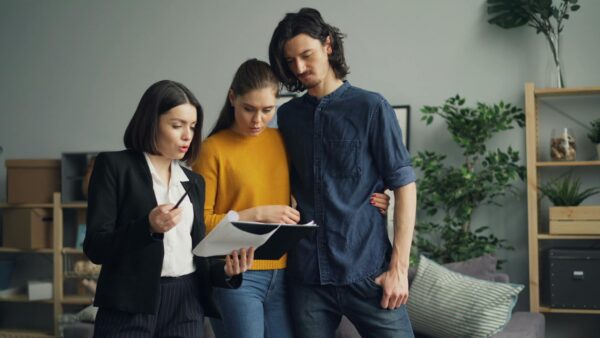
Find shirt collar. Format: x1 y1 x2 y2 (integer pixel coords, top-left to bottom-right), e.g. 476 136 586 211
143 153 189 186
303 80 351 105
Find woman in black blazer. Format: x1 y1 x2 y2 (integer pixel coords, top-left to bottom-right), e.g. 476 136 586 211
84 80 254 338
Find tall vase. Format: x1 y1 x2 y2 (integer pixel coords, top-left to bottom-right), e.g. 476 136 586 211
546 31 564 88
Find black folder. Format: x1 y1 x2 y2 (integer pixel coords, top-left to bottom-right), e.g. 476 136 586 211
230 221 318 260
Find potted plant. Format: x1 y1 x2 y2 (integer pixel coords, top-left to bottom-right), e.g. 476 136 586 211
487 0 581 88
539 174 600 234
587 118 600 159
412 95 525 265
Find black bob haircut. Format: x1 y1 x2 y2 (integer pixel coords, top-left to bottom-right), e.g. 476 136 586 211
123 80 203 165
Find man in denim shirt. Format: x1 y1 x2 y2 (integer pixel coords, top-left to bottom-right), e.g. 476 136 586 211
269 8 417 338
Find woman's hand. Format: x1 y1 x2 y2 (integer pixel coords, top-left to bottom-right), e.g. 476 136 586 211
225 247 255 277
371 192 391 215
239 205 301 224
149 204 182 233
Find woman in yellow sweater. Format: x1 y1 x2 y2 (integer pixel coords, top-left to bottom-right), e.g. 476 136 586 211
193 59 389 338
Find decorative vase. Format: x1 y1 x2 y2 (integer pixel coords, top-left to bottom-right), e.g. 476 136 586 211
550 128 576 161
545 31 564 88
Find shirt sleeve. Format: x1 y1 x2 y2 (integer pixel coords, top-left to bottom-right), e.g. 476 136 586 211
368 97 416 190
192 140 227 232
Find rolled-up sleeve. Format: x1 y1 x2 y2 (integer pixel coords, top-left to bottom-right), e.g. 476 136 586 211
368 98 416 190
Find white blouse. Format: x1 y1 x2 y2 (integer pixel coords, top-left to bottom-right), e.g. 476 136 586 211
144 153 196 277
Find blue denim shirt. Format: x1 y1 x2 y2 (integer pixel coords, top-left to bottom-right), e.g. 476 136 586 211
278 81 416 285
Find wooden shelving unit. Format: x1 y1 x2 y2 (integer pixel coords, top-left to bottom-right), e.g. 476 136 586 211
525 82 600 314
0 193 91 337
0 329 54 337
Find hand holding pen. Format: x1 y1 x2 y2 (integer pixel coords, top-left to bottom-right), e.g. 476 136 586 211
148 183 192 234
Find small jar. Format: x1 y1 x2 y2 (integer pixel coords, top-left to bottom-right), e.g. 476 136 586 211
550 128 576 161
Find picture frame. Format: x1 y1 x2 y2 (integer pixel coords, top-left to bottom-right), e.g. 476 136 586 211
392 105 411 150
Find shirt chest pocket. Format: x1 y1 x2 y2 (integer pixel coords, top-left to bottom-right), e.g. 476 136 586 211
323 139 361 178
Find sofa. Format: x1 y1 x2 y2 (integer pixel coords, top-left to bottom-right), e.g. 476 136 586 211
335 254 545 338
63 255 544 338
334 272 545 338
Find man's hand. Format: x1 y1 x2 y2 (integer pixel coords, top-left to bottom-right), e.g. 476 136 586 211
374 269 409 309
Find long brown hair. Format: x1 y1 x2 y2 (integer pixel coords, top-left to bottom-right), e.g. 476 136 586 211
209 59 279 137
269 8 349 92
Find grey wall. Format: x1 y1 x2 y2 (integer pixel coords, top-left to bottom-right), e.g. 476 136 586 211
1 1 599 337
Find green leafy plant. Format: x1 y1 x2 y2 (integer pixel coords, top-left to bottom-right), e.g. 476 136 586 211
412 95 525 264
539 174 600 206
587 118 600 144
487 0 581 88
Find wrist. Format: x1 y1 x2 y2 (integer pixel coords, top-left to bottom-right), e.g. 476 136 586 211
253 207 263 222
389 254 409 274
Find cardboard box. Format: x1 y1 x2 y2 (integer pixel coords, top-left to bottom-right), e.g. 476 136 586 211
549 206 600 235
27 280 53 301
2 208 53 249
6 159 60 204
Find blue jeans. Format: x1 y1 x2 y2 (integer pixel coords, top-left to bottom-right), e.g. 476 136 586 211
289 277 414 338
210 269 294 338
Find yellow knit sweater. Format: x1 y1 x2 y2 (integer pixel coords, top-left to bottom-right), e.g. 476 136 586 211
193 128 290 270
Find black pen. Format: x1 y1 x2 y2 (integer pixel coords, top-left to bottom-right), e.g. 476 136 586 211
171 183 193 210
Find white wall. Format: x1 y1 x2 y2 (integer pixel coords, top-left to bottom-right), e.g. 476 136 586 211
1 1 599 336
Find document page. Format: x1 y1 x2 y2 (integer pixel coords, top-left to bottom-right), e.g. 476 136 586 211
193 210 317 259
193 211 278 257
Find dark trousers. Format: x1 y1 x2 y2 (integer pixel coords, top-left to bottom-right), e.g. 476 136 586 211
289 277 414 338
93 273 204 338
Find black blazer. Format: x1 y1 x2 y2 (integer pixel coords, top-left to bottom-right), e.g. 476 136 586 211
83 149 239 316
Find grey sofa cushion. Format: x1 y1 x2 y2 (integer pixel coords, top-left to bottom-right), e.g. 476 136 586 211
491 312 545 338
408 254 498 285
444 254 498 281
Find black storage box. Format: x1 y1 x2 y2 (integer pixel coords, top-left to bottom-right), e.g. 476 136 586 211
544 249 600 309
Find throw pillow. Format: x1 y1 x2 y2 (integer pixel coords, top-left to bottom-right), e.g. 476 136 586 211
407 256 523 338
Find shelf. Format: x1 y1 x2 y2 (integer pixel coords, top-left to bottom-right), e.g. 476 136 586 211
534 86 600 97
0 295 53 303
536 161 600 167
0 247 53 253
0 329 54 337
60 202 87 209
538 234 600 240
61 295 93 305
62 248 84 254
0 203 53 209
525 82 600 314
539 306 600 315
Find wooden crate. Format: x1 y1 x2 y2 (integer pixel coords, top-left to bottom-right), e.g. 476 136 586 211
549 206 600 235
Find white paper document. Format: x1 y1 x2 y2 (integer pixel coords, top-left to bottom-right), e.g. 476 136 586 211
192 210 317 259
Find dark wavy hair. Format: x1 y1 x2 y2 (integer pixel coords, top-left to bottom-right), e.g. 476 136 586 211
123 80 203 165
269 7 349 92
209 59 279 137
